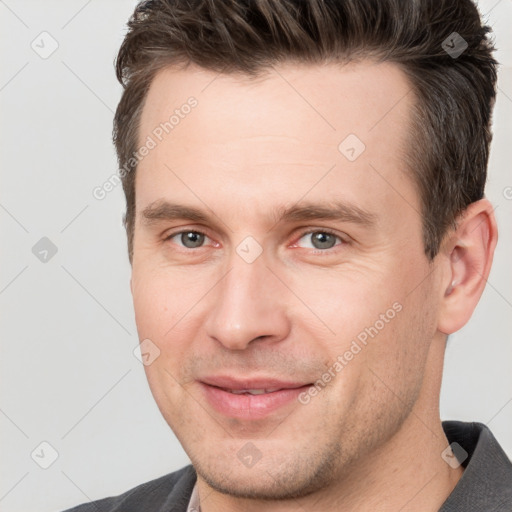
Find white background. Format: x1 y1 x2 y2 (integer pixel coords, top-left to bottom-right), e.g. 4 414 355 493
0 1 511 511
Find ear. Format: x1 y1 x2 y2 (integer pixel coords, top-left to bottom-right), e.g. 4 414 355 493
437 198 498 335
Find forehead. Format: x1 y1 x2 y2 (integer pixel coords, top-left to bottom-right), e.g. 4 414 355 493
140 60 413 142
136 60 419 226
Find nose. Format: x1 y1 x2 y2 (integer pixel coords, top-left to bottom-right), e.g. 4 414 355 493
204 252 291 351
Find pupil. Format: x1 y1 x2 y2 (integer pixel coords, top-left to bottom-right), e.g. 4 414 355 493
182 232 204 248
312 232 335 249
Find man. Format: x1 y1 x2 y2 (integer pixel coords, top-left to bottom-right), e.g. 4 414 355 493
64 0 511 510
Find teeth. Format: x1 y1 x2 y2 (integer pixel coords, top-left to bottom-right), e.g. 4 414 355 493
228 388 280 395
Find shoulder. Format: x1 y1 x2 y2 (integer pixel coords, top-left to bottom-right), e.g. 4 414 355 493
60 465 196 512
441 421 512 511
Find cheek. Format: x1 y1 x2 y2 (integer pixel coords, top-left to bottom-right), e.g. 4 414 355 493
131 271 195 422
362 272 439 397
131 271 188 397
131 265 202 338
311 255 435 383
132 280 168 338
131 266 214 386
286 266 401 347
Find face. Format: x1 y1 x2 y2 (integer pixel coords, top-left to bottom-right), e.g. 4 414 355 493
131 61 444 499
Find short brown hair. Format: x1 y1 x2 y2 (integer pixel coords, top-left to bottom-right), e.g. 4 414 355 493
114 0 498 263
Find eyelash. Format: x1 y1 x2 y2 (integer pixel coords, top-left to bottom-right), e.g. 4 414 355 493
163 228 347 254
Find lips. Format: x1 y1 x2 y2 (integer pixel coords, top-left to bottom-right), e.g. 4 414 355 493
199 376 311 420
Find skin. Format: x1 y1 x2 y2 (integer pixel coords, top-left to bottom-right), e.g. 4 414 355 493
130 61 497 511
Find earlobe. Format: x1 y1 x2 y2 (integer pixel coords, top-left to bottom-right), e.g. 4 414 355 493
437 199 498 335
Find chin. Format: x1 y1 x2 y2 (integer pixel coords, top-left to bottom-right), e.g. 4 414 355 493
192 445 340 501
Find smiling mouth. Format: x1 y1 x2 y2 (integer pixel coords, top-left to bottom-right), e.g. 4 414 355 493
200 380 313 420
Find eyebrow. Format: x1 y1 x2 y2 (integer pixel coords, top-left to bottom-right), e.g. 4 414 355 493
140 199 377 229
275 202 377 228
141 201 210 226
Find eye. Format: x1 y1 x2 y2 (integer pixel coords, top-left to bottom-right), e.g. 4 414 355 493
166 230 209 249
295 230 344 251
